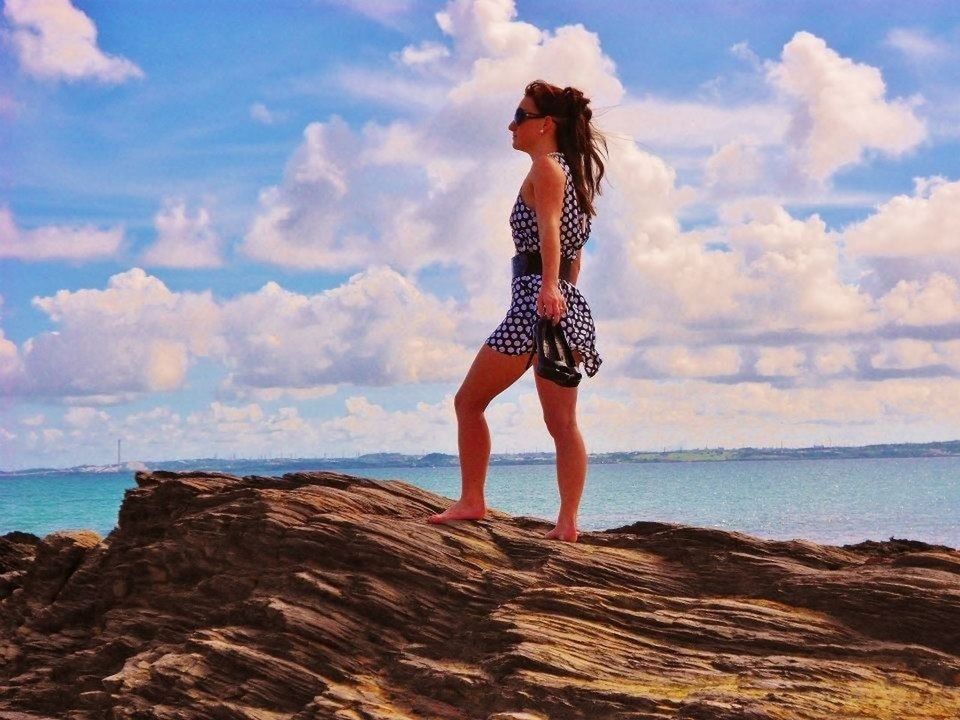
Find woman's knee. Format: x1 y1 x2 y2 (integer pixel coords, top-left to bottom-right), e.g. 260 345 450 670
543 410 579 440
455 386 489 416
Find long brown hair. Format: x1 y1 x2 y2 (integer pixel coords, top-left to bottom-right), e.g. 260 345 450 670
524 79 607 217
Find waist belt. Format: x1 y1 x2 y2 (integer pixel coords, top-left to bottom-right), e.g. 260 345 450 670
512 252 574 282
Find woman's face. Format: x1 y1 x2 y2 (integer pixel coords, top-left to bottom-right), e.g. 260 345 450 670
508 95 545 152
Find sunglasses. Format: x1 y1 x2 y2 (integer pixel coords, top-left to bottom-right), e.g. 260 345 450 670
513 107 548 125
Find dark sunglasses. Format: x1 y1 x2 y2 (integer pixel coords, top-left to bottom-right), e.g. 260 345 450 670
513 107 548 125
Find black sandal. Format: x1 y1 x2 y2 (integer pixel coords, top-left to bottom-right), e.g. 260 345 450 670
526 318 582 387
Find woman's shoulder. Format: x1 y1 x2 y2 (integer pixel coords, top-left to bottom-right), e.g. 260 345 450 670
531 152 566 184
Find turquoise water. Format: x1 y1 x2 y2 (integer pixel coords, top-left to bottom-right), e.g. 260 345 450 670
1 457 958 547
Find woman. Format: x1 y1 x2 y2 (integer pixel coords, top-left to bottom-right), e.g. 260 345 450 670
428 80 605 543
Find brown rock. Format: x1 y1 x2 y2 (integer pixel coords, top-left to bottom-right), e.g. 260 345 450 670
0 470 957 719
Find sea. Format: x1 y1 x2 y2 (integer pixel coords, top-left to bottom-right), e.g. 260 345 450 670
1 457 958 548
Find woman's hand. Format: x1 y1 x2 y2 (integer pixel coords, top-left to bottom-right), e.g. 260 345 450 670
537 280 567 324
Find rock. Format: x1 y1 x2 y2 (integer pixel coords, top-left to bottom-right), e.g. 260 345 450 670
0 470 958 719
0 532 42 601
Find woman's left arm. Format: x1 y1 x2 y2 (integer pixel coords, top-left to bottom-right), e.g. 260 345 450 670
531 155 567 323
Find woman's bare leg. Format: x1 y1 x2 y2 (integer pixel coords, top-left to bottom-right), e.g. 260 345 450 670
427 345 531 524
535 367 586 542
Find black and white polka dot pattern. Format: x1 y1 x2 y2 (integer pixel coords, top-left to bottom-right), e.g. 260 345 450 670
509 153 591 259
486 152 602 377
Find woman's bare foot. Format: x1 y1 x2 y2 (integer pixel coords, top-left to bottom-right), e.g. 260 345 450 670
546 522 579 543
427 499 487 524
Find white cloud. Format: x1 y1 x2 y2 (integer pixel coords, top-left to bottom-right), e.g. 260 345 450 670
704 140 765 192
321 0 413 25
3 0 144 83
870 339 943 371
7 264 477 405
250 102 286 125
642 345 741 378
244 0 623 280
592 193 874 344
580 376 960 450
0 328 23 394
21 268 220 400
730 41 761 67
885 28 951 62
879 272 960 327
754 346 805 377
843 176 960 258
320 395 456 453
241 119 379 270
766 31 926 181
813 345 857 376
0 206 122 261
141 199 224 269
397 41 450 67
721 201 875 335
63 406 109 427
250 102 274 124
220 266 473 391
606 99 788 150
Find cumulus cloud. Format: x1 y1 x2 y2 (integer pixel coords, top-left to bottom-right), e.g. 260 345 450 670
7 265 478 405
754 346 805 377
870 339 946 372
320 395 456 453
0 328 23 394
20 268 219 401
766 31 926 181
243 0 623 280
243 4 917 390
843 176 960 259
813 345 857 376
721 201 875 335
879 272 960 327
704 141 765 192
0 206 122 261
592 190 874 346
220 266 473 391
3 0 144 83
141 199 224 268
241 118 384 270
63 406 109 428
641 345 741 379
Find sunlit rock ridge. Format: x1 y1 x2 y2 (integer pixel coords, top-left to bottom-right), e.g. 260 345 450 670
1 470 959 719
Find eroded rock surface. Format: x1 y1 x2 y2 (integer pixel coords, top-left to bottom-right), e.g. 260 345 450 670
1 470 958 719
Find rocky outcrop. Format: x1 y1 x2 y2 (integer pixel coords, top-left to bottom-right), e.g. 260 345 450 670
1 470 958 719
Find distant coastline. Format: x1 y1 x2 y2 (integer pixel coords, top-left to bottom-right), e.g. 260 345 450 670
4 438 960 476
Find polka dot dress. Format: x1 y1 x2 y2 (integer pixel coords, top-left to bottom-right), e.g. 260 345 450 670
486 151 602 377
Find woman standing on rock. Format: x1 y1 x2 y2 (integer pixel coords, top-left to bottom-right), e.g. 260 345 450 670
428 80 606 542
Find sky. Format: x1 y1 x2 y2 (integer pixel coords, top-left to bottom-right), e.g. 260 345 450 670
2 0 960 470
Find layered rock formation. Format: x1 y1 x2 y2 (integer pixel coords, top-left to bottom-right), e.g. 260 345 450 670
1 470 959 719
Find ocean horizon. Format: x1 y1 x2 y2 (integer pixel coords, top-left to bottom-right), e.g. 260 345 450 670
2 455 957 550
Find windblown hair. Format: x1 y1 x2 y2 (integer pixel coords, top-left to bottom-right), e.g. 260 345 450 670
524 79 607 217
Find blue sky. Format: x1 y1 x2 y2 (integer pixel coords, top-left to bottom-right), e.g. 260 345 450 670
2 0 960 469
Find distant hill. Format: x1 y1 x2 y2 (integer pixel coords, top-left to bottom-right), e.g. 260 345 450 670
3 439 959 475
